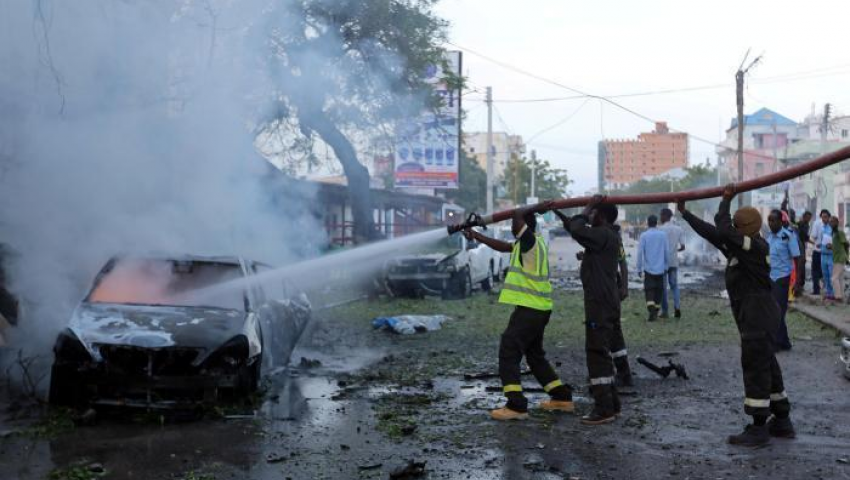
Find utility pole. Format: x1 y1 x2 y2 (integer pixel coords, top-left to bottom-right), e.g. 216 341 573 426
735 50 762 208
530 149 537 200
485 86 494 214
816 103 831 211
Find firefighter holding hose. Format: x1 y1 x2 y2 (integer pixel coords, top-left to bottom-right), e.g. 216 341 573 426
677 185 794 446
463 205 574 421
553 195 623 425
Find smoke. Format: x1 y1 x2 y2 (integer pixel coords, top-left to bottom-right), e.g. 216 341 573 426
0 0 337 371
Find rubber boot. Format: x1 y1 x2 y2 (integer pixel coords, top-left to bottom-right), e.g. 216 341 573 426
647 307 658 322
614 357 634 388
727 424 770 446
581 385 617 425
611 385 622 416
767 416 796 438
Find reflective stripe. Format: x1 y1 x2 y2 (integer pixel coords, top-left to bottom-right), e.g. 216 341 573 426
646 301 657 307
590 376 615 385
503 384 523 393
501 283 552 299
543 379 563 392
611 349 628 358
766 255 771 265
742 236 752 251
770 391 788 401
744 397 770 408
507 267 548 282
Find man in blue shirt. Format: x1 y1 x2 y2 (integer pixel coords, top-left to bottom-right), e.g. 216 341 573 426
767 209 801 351
637 215 669 322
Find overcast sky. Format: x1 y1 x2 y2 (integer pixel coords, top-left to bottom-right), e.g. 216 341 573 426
436 0 850 194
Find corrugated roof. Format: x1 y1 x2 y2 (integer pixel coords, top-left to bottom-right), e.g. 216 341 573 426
729 108 796 129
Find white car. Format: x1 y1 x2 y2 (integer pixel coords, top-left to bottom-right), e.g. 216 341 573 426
386 229 498 299
841 337 850 380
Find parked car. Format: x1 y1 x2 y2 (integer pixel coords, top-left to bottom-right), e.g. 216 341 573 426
49 255 310 409
841 337 850 380
385 230 497 299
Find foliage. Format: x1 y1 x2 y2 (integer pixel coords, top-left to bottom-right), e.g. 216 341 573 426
261 0 453 240
444 150 487 212
503 155 572 205
609 164 719 224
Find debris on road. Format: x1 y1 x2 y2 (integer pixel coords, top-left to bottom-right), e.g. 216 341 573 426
299 357 322 368
372 315 450 334
389 460 427 479
358 463 383 471
636 356 689 379
464 369 532 381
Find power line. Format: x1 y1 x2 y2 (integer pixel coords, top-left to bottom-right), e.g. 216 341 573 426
448 41 779 160
526 99 590 144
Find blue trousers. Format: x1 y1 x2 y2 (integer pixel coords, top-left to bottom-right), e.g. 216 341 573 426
661 267 680 314
821 253 834 297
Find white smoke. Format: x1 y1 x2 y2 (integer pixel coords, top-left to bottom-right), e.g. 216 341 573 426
0 0 330 362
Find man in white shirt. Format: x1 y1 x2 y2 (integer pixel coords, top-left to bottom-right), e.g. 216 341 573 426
809 209 831 295
659 208 685 318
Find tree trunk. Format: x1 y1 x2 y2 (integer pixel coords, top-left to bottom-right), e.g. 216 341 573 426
300 111 375 244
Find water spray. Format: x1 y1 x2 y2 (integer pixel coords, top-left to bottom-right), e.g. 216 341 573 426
448 145 850 233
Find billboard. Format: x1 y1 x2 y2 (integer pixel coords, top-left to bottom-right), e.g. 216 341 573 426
394 51 462 189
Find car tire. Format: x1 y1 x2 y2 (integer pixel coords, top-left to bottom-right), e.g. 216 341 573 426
459 269 472 298
482 266 494 292
48 362 84 407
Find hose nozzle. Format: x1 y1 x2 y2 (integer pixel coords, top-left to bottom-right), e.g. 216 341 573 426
446 212 486 235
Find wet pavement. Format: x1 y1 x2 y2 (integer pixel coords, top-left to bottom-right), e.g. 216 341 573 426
1 286 849 479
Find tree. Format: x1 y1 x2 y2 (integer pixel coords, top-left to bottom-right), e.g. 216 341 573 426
445 150 487 212
610 164 719 224
260 0 452 243
504 155 572 205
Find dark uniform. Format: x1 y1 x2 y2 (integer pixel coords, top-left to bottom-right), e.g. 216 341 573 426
681 199 790 420
611 227 632 384
568 215 621 414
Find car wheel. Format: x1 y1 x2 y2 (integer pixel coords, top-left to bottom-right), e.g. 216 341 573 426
459 269 472 298
48 362 84 407
482 266 494 292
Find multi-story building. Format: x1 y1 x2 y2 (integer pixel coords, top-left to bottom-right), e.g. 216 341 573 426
717 108 799 183
463 132 525 180
599 122 688 190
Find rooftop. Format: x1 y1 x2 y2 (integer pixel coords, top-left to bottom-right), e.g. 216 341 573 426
729 108 796 130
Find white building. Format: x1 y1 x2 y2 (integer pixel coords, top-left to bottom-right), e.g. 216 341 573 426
463 132 525 180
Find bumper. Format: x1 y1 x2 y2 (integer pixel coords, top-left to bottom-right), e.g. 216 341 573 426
841 337 850 380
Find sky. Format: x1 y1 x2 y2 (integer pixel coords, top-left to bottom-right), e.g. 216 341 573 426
435 0 850 194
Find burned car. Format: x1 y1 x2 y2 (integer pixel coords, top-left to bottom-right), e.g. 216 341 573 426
49 255 310 409
385 231 498 299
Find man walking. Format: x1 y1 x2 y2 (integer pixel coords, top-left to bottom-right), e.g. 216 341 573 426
827 216 849 303
821 212 836 300
637 215 669 322
659 208 685 319
767 210 801 351
464 207 574 421
677 186 794 446
555 196 622 425
810 209 831 295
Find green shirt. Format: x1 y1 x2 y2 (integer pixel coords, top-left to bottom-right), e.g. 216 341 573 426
833 229 849 264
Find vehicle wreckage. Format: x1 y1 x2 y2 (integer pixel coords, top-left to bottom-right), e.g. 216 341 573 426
49 255 310 409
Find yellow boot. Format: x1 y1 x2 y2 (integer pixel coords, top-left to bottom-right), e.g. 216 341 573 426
539 399 575 413
490 407 529 421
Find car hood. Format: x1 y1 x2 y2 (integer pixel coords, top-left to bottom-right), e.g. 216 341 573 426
392 252 458 266
69 302 247 360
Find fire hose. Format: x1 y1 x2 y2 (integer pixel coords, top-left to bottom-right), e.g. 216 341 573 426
448 144 850 234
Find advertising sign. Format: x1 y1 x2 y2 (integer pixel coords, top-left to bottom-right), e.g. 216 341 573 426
394 51 462 189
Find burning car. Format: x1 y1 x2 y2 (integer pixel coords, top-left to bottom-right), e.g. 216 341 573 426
49 255 310 409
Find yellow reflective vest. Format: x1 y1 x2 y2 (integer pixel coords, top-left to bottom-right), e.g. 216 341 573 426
499 234 553 311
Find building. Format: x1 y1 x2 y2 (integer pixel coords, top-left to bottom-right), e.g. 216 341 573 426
463 132 525 180
717 108 799 183
600 122 688 190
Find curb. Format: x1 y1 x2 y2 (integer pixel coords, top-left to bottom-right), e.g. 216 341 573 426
790 303 850 337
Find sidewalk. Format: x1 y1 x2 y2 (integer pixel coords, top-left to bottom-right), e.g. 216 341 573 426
791 294 850 336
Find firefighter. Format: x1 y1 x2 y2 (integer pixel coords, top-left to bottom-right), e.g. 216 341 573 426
464 206 573 421
554 195 622 425
611 224 633 387
677 185 794 446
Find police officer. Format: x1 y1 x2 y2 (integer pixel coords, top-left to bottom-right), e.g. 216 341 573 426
465 206 573 421
677 185 794 446
554 195 622 425
767 210 800 351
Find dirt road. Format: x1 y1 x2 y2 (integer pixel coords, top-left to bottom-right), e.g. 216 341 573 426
1 285 848 480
